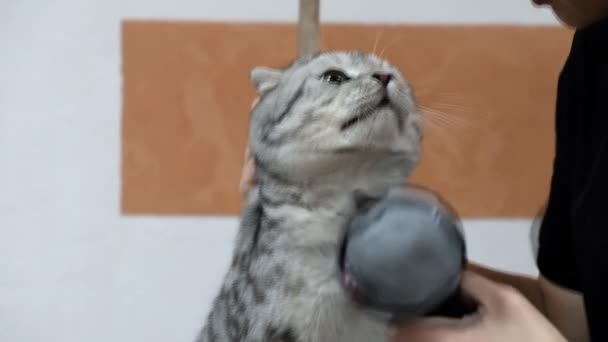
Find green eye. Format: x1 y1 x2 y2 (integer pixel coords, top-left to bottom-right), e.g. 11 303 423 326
320 69 350 85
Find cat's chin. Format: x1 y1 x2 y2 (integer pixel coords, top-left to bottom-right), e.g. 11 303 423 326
272 159 413 198
340 98 391 131
340 118 409 149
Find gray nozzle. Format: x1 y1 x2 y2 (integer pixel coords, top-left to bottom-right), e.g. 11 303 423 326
339 187 468 318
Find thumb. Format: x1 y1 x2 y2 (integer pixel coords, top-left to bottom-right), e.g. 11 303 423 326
460 270 509 313
250 96 260 109
389 317 470 342
239 157 256 194
243 143 252 163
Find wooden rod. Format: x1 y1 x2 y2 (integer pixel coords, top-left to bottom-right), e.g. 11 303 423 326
298 0 320 57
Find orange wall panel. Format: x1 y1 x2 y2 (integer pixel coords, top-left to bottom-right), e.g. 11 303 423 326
121 21 573 217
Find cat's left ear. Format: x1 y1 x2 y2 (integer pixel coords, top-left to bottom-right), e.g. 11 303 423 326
250 67 282 94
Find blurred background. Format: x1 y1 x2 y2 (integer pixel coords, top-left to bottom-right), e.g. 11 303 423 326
1 1 572 341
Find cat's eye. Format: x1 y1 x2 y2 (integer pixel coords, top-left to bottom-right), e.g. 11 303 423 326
320 69 350 85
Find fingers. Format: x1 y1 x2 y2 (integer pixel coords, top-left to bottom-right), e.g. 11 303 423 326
388 273 532 342
239 152 255 194
460 271 521 315
243 143 251 163
250 96 260 109
239 97 260 195
388 318 469 342
460 271 500 301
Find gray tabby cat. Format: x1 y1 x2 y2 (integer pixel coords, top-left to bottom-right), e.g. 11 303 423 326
197 51 422 342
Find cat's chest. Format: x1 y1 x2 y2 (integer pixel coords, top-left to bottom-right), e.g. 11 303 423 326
259 204 389 342
262 196 353 245
264 202 352 272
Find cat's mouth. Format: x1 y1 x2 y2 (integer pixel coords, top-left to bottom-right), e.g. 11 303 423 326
340 96 391 131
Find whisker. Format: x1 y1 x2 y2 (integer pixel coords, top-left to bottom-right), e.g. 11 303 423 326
427 105 490 128
428 116 468 132
420 109 471 131
419 103 477 123
420 106 473 130
378 35 403 59
429 102 476 114
390 88 476 130
423 116 454 141
423 115 459 133
422 119 468 157
397 90 478 121
371 29 384 56
413 90 467 104
419 105 465 121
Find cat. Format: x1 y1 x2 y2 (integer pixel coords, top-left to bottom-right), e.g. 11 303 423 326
196 51 423 342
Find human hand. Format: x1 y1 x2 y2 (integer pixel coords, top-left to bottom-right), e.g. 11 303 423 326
239 97 260 195
388 271 566 342
239 144 256 194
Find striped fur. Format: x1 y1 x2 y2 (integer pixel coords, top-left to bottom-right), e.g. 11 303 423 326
197 51 422 342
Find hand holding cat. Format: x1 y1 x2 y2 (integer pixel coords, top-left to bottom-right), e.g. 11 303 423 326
388 271 566 342
239 97 259 195
240 144 256 194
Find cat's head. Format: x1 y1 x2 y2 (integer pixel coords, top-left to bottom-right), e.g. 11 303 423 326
248 51 422 186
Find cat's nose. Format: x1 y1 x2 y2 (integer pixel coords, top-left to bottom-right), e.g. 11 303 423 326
372 73 392 87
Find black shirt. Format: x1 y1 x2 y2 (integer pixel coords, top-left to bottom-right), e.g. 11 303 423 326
537 16 608 341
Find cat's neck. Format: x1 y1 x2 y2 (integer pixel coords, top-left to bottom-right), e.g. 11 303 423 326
251 149 415 214
254 166 406 213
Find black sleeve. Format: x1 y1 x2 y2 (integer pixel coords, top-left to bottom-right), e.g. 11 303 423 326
536 62 580 291
536 153 579 291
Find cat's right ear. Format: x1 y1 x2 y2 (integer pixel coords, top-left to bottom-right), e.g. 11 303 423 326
250 67 282 94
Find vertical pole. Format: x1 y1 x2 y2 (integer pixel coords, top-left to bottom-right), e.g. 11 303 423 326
298 0 320 57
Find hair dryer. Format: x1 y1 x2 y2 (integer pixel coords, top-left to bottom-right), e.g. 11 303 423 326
337 186 478 321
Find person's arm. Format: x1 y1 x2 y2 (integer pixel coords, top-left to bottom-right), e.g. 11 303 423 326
466 263 589 342
455 65 590 341
467 262 545 313
540 276 589 342
390 268 589 342
390 271 568 342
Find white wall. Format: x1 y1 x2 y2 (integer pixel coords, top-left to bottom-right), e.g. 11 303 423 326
0 1 559 341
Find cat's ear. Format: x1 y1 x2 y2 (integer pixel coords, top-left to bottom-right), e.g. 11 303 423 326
250 67 282 94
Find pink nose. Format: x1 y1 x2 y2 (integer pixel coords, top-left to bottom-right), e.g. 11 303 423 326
372 73 392 87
